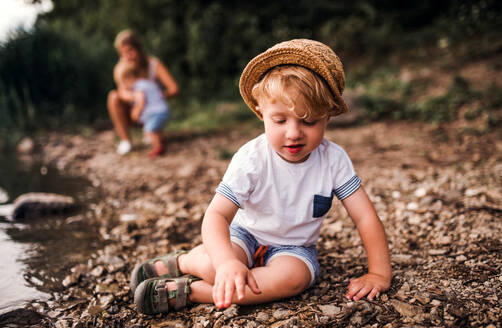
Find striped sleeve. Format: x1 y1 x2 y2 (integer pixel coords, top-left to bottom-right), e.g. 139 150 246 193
333 175 361 200
215 182 241 207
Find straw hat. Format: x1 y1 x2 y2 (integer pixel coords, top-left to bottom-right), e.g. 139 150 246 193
239 39 349 118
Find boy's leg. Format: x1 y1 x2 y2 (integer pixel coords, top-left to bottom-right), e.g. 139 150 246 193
154 243 249 283
185 255 311 305
148 131 163 149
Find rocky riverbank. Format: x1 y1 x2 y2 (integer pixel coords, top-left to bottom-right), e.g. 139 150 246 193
6 120 502 327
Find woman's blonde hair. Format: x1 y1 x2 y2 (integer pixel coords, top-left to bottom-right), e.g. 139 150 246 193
251 65 337 119
114 29 149 75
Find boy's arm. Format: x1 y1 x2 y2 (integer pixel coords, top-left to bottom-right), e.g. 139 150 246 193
342 187 392 300
130 91 145 122
202 193 261 308
113 63 135 102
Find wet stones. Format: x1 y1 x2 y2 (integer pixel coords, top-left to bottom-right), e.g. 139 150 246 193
11 192 76 220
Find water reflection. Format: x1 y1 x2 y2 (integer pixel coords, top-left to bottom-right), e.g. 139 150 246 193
0 152 100 314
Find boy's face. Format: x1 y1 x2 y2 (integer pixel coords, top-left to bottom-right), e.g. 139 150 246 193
258 90 328 163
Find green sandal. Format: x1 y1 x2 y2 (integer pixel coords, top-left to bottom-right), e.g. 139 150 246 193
134 275 200 315
130 250 186 294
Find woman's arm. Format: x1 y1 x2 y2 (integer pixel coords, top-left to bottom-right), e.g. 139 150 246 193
154 60 180 99
202 193 261 308
342 187 392 300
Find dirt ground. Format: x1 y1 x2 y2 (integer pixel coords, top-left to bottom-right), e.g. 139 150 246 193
7 117 498 327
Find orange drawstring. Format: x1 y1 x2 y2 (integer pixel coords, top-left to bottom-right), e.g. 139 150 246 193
252 245 269 268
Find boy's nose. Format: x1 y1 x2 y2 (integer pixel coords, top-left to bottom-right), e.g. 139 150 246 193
286 122 302 140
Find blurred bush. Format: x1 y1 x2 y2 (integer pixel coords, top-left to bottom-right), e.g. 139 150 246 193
0 28 114 142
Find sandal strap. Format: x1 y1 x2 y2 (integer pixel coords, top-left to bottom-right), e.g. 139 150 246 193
149 275 196 313
174 276 190 310
143 263 157 279
155 282 170 313
161 250 185 277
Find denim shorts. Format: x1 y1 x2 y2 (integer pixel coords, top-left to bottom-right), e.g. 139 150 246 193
229 223 320 286
142 111 170 132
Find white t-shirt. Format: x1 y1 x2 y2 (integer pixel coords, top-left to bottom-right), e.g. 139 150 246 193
216 134 361 246
133 79 168 122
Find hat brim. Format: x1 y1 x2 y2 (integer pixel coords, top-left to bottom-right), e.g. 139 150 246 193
239 47 349 119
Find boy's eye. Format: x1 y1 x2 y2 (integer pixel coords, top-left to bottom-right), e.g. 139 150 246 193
273 118 286 124
302 119 317 126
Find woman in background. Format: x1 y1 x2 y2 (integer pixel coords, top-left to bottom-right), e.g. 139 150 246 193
108 29 179 155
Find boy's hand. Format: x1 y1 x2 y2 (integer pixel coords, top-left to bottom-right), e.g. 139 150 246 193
346 273 390 301
213 259 261 308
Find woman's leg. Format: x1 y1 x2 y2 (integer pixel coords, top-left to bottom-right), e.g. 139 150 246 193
107 90 131 142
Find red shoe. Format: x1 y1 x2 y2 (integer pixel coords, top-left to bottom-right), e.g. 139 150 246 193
148 146 165 158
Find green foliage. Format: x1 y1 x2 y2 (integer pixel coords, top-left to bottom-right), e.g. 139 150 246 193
358 74 490 123
0 28 114 142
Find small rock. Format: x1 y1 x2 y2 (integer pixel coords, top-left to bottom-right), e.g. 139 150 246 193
318 304 341 318
408 215 421 225
223 304 238 319
120 213 137 222
428 249 448 255
272 309 291 320
393 254 413 265
325 221 343 235
430 299 441 306
397 282 410 297
90 265 105 277
406 202 419 211
464 188 481 197
392 191 401 199
455 255 467 262
414 188 427 197
98 294 114 307
256 312 269 322
391 300 423 317
55 319 70 328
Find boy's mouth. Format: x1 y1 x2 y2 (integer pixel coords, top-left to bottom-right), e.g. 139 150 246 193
284 144 304 154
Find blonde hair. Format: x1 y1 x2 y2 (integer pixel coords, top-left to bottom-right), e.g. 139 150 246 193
119 63 143 82
251 65 337 119
114 29 149 75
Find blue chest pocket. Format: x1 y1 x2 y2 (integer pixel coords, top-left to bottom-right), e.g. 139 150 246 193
313 193 334 218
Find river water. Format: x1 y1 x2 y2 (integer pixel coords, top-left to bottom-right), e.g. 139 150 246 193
0 152 101 315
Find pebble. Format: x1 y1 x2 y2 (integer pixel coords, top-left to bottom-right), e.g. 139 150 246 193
455 255 467 262
406 202 419 211
391 300 423 317
272 309 291 320
256 312 269 322
120 213 137 222
392 191 401 199
464 188 481 197
414 188 427 197
408 215 421 225
318 304 341 318
428 249 448 255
